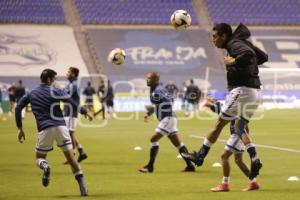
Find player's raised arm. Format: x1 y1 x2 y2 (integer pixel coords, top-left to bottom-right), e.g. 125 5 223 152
62 79 78 96
52 87 93 121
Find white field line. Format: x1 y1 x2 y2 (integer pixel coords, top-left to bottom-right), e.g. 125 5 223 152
189 134 300 153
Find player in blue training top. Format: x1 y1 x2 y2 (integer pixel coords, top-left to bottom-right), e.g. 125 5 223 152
15 69 92 196
139 72 195 173
63 67 88 163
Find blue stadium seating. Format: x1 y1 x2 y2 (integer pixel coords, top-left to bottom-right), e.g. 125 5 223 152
0 0 65 23
205 0 300 25
75 0 198 24
1 0 298 25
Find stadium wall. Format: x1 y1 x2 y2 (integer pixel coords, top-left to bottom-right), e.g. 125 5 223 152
0 25 88 88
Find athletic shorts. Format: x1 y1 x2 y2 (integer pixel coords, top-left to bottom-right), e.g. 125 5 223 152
35 126 72 154
221 87 261 120
225 134 245 154
155 116 178 136
106 100 114 107
64 117 77 132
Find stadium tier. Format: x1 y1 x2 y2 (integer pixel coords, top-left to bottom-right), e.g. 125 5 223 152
205 0 300 25
75 0 198 24
0 0 65 23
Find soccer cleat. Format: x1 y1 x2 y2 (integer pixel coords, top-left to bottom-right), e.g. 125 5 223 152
138 165 154 173
242 181 260 191
78 153 88 163
249 159 262 179
42 167 51 187
182 165 196 172
79 183 88 196
181 151 204 166
211 183 230 192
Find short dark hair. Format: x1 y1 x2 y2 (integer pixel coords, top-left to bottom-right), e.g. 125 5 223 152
18 80 22 85
69 67 79 77
190 79 194 84
87 81 91 86
40 69 57 83
213 23 232 37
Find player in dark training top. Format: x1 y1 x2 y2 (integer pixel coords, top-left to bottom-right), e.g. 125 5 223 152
15 69 92 196
182 23 268 180
139 72 195 173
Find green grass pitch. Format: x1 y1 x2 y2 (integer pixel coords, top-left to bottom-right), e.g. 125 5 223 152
0 109 300 200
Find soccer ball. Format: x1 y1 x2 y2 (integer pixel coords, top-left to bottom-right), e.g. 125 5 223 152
108 48 126 65
170 10 192 30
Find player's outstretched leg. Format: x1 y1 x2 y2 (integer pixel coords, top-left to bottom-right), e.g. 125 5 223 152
237 119 262 179
234 154 260 191
181 138 211 167
63 149 88 196
36 156 51 187
65 131 88 164
211 151 231 192
72 132 88 163
168 134 195 172
182 117 229 166
139 142 159 173
246 141 262 180
139 133 163 173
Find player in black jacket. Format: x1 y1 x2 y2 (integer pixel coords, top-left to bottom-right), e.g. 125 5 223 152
183 23 268 180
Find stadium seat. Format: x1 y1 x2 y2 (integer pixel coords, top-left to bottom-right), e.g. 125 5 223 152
205 0 300 25
0 0 66 24
75 0 199 25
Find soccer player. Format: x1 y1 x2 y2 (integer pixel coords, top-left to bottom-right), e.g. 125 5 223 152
15 69 92 196
184 79 201 116
83 81 96 114
203 98 260 192
15 80 26 102
105 80 116 119
178 82 187 111
64 67 88 163
139 72 195 173
182 23 268 180
8 82 16 115
94 80 106 119
94 80 115 119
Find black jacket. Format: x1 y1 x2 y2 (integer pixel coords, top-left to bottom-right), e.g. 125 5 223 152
225 23 267 89
15 85 26 102
185 84 201 103
97 85 114 102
